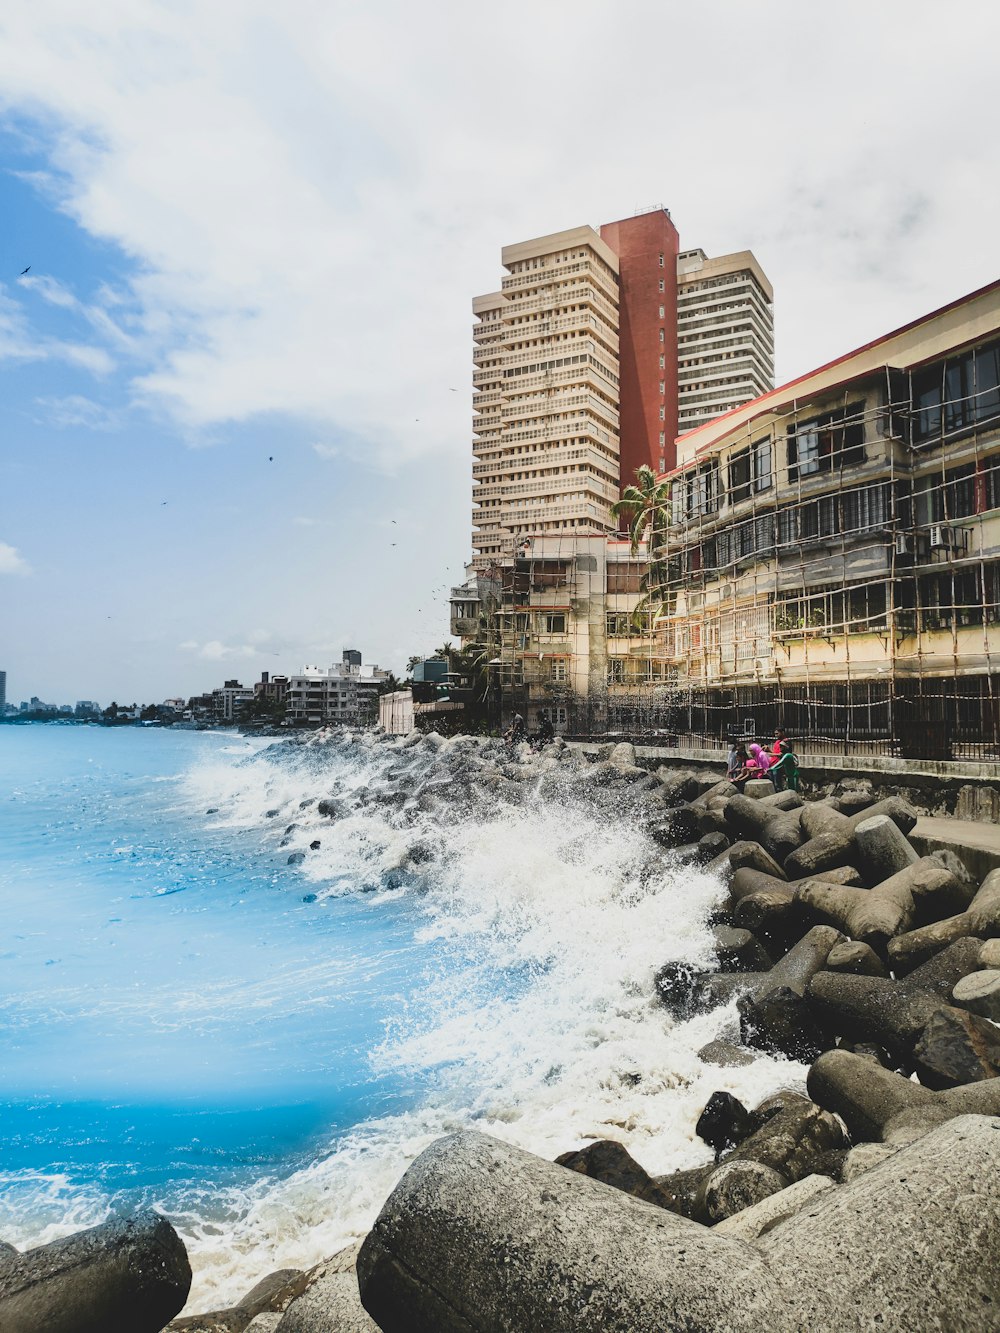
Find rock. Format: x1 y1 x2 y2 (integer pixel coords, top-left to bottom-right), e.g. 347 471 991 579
783 828 855 879
697 831 731 861
265 808 280 818
794 874 914 953
799 803 851 840
953 968 1000 1021
0 1210 191 1333
853 813 919 883
825 941 887 977
696 1160 788 1224
732 884 801 941
697 1039 754 1068
889 867 1000 973
357 1121 1000 1333
696 1091 753 1155
286 852 306 865
913 1004 1000 1089
738 925 844 1060
608 741 637 769
757 812 805 863
555 1140 674 1209
724 795 787 842
168 1269 308 1331
981 939 1000 969
755 1115 1000 1329
649 1164 716 1220
744 778 776 799
807 1047 1000 1142
725 1100 847 1183
806 937 985 1061
277 1244 377 1333
842 796 918 837
316 798 343 818
713 1174 836 1240
245 1317 282 1333
727 841 787 879
712 926 772 973
205 807 219 814
840 1142 900 1182
308 840 321 851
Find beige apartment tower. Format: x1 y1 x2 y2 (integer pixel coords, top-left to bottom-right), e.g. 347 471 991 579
471 211 774 569
676 248 775 433
472 226 623 570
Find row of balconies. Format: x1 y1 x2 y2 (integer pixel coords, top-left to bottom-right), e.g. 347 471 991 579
500 258 619 302
510 283 619 329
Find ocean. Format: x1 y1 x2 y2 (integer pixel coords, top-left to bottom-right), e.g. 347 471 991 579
0 724 800 1312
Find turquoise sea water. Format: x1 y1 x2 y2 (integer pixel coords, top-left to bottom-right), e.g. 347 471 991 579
0 724 793 1310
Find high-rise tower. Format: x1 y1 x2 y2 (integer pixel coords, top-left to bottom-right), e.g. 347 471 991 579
470 209 773 567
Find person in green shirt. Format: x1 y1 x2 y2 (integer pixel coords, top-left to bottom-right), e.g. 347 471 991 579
770 739 800 792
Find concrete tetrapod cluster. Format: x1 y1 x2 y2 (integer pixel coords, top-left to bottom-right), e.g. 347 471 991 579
356 771 1000 1330
356 1117 1000 1332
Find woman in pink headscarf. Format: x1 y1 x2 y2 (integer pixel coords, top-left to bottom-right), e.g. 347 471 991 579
746 742 772 776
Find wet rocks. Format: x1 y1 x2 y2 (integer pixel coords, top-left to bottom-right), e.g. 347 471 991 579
913 1004 1000 1089
0 1210 191 1333
555 1140 676 1210
696 1091 753 1155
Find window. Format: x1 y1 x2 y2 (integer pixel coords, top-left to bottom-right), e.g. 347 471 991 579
551 659 567 682
659 305 665 318
786 403 866 480
542 613 566 634
659 328 665 343
607 563 646 594
658 279 665 292
753 437 772 491
607 658 626 684
912 340 1000 444
687 461 719 516
728 449 752 504
659 354 666 369
658 253 664 268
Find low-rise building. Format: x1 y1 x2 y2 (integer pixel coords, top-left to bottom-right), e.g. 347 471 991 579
285 652 388 726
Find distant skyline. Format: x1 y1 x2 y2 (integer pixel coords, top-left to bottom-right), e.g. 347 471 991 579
2 1 1000 702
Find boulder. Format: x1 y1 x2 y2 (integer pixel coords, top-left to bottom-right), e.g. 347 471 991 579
0 1211 191 1333
824 941 887 978
888 867 1000 973
806 937 984 1061
783 828 855 880
743 779 776 799
695 1160 788 1224
555 1140 674 1210
696 1039 755 1068
799 803 851 840
794 874 914 953
980 939 1000 969
853 814 919 884
712 926 772 973
356 1120 1000 1333
738 925 844 1060
913 1005 1000 1089
168 1270 309 1332
953 968 1000 1021
695 1092 753 1155
713 1174 836 1240
276 1244 377 1333
807 1047 1000 1142
727 842 787 879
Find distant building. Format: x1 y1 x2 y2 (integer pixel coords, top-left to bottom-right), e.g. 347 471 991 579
0 670 6 713
214 679 254 723
285 654 389 726
74 701 101 718
253 671 289 706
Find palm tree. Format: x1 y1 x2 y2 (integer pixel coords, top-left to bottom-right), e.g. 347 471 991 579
611 465 672 557
611 466 675 627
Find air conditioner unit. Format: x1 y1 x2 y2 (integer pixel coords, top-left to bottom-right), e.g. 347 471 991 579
894 533 912 556
928 525 957 550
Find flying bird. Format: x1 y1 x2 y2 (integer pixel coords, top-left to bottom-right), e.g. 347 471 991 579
268 455 273 462
19 266 30 276
449 388 458 392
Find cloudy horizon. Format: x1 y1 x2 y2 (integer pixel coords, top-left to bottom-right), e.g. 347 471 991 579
2 0 998 705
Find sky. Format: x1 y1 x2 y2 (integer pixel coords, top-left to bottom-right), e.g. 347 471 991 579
1 0 999 705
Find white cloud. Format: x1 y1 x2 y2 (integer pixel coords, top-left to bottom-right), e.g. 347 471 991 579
311 443 339 462
179 638 258 660
34 394 120 429
0 541 30 574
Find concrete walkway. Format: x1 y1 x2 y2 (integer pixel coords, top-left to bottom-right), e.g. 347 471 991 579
912 816 1000 881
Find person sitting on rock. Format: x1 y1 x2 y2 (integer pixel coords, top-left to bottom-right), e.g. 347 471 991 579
770 739 800 792
746 743 772 779
727 742 750 791
504 713 526 746
532 716 555 750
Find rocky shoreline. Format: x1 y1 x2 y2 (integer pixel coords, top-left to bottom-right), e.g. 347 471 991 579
3 728 1000 1331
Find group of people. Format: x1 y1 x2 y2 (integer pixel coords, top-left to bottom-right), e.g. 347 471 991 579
503 712 555 751
727 728 799 792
